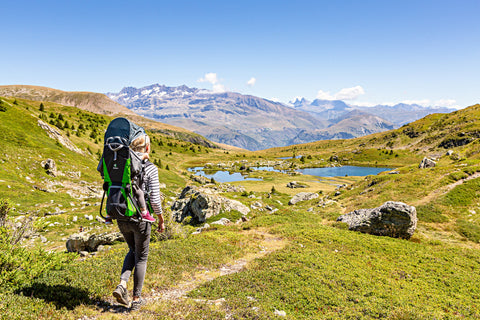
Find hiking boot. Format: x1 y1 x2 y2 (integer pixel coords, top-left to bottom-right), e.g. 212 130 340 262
141 211 155 223
130 298 146 311
112 285 129 306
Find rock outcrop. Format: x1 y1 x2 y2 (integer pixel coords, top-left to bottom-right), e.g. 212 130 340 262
288 192 319 205
337 201 417 239
171 186 250 222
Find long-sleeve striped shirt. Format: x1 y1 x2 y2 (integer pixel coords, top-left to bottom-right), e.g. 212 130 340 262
142 161 163 215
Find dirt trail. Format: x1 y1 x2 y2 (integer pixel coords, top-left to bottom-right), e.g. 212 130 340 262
153 229 287 302
417 171 480 205
94 229 287 316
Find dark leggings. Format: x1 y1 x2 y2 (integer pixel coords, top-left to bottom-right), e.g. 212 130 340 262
117 221 151 297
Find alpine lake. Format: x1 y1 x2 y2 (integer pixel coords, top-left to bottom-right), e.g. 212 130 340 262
188 165 392 183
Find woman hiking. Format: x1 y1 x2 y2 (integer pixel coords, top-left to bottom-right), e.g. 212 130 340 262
111 133 165 311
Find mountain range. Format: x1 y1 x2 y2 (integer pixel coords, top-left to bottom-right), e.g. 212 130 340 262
107 84 455 150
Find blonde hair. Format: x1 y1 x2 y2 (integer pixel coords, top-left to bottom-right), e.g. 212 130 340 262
130 134 150 153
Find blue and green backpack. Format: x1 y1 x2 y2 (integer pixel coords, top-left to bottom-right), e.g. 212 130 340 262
98 117 145 222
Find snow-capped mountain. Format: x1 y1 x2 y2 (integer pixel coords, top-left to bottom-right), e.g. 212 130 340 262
107 84 455 150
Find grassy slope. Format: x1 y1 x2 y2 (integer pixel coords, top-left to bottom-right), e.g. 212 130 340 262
1 99 480 319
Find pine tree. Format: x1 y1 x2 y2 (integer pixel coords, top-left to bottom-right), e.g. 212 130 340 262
39 103 45 112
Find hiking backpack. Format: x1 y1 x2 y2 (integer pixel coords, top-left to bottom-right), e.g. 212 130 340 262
98 117 145 222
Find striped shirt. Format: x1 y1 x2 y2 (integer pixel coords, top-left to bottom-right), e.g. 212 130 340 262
142 161 163 215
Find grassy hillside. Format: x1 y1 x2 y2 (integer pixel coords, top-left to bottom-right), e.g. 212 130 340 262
1 98 480 319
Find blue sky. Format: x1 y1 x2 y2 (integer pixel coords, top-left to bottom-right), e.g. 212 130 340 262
2 0 479 108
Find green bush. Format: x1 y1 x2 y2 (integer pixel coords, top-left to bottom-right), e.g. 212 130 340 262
457 219 480 243
0 199 74 290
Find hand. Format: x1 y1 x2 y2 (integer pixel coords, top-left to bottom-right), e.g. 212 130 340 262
157 222 165 233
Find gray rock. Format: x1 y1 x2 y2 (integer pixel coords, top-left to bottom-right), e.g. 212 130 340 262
419 157 436 169
191 174 209 184
337 201 417 239
388 171 400 174
288 192 319 205
446 150 454 156
79 251 89 257
287 181 306 188
41 158 57 176
66 232 124 252
172 186 250 222
211 218 231 226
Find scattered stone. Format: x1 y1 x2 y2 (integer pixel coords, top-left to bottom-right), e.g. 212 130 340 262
84 214 93 221
274 309 287 317
251 201 263 210
72 216 78 222
388 171 400 174
419 157 436 169
40 235 47 243
334 191 341 196
79 251 89 257
211 218 231 226
95 215 105 223
307 207 314 212
265 205 274 211
288 192 319 205
337 201 417 239
446 150 454 156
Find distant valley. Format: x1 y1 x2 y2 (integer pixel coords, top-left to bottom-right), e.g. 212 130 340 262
107 84 455 150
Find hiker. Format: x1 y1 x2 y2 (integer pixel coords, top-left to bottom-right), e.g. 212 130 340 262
112 133 165 311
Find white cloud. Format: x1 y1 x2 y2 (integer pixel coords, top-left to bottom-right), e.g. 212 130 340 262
212 83 226 93
316 85 365 101
198 72 219 84
335 86 365 100
198 72 226 93
434 99 458 108
316 89 335 100
400 99 431 106
247 77 256 87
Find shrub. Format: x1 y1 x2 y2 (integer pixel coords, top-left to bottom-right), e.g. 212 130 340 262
457 219 480 243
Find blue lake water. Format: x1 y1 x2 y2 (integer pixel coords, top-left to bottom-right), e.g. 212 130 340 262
297 166 391 177
188 168 262 182
189 165 390 182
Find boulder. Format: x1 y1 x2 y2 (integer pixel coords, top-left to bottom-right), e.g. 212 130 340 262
172 186 250 222
41 158 57 176
336 201 417 239
287 181 306 188
191 174 209 184
419 157 436 169
66 232 124 252
288 192 319 205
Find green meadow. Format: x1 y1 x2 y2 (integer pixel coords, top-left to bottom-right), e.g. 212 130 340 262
1 97 480 319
